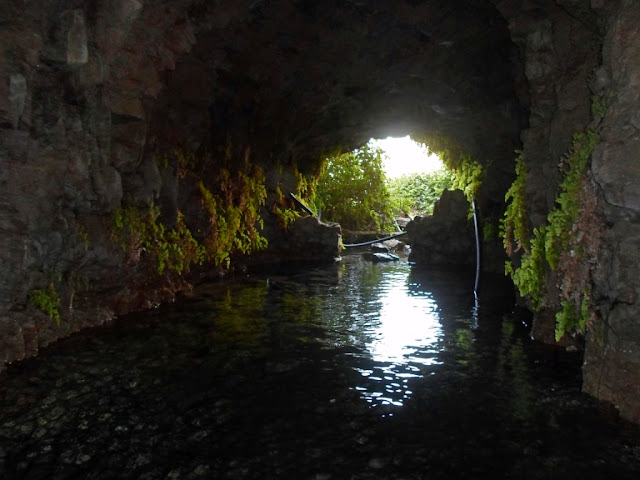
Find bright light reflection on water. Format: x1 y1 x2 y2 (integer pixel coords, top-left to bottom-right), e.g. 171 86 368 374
345 263 444 409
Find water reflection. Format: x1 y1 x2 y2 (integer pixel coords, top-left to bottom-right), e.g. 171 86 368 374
368 273 440 365
2 254 639 479
335 260 445 408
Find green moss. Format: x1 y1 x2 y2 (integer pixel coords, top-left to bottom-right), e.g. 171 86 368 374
271 185 300 230
198 164 268 268
544 129 599 270
273 206 300 230
507 225 547 310
159 211 206 275
76 224 89 251
591 94 607 121
501 153 528 255
411 132 482 203
482 221 496 241
28 283 61 323
175 149 200 179
554 293 592 342
501 129 600 339
294 166 318 200
111 204 205 275
155 154 170 170
452 156 482 203
411 132 469 171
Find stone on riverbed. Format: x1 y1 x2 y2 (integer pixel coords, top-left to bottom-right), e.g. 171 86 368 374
371 243 390 253
407 189 475 267
362 252 399 263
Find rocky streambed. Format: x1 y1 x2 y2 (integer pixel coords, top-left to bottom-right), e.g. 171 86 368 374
1 256 639 479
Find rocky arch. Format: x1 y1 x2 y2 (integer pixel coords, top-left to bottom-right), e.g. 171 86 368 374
1 1 639 422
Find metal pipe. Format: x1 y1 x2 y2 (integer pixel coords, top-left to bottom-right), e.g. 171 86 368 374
471 198 481 298
343 231 408 248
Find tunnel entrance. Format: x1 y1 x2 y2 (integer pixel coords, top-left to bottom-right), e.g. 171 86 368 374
312 136 453 234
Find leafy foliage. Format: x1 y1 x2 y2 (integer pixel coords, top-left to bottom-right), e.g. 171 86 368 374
555 295 591 343
270 167 319 230
271 186 300 230
501 153 528 256
501 129 601 340
28 283 61 323
412 132 468 171
111 205 205 275
315 145 396 231
113 152 269 273
505 225 547 310
544 130 599 270
412 132 482 202
387 169 454 216
198 164 268 268
451 156 483 202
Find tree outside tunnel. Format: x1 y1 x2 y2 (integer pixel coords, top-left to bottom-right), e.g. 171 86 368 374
314 137 472 231
313 143 397 232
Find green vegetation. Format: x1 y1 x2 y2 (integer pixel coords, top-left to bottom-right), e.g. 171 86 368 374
115 147 269 274
413 132 468 171
314 137 473 229
501 129 600 340
76 223 89 251
270 166 319 230
388 169 454 216
113 154 268 273
111 205 205 275
483 221 497 242
451 156 483 203
505 225 547 309
28 283 61 323
198 164 268 268
271 186 300 230
501 153 528 256
314 145 396 231
555 295 591 344
544 130 599 270
591 94 607 121
412 132 482 202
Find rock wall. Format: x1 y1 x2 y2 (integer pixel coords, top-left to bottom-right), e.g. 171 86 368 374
0 0 201 364
407 190 476 268
583 2 640 423
492 0 640 421
0 0 342 367
491 0 601 345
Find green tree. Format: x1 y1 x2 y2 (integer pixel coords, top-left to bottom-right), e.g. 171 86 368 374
315 145 396 231
388 169 454 216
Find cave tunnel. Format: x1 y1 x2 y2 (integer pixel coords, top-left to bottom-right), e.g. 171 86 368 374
1 0 640 427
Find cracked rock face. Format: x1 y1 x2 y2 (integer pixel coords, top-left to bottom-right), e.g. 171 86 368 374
0 1 639 422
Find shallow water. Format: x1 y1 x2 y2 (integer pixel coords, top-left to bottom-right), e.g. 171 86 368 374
1 255 639 479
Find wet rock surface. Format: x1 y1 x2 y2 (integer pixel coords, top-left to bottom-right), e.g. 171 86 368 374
582 1 640 424
1 258 639 479
362 252 400 263
407 190 475 267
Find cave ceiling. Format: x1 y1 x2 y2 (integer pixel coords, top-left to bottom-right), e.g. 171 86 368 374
154 0 528 170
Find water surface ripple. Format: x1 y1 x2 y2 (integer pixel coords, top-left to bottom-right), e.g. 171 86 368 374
1 255 639 479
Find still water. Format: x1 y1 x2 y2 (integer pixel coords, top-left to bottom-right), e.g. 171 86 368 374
1 255 639 479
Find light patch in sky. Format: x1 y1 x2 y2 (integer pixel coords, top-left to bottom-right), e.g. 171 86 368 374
370 136 444 178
